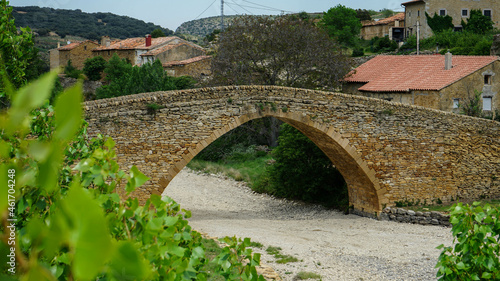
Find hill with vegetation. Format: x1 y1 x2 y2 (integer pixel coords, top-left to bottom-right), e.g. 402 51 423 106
176 15 240 38
12 6 173 40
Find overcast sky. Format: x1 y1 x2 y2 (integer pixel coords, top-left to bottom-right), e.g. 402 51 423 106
11 0 405 31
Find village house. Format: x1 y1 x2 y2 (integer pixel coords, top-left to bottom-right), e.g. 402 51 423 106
361 13 405 42
92 35 206 66
343 54 499 115
403 0 500 39
49 40 100 70
163 55 211 79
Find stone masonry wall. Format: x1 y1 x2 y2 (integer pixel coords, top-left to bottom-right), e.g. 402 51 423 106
378 207 451 227
84 86 500 215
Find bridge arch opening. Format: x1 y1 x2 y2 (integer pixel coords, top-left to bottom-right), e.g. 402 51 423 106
161 111 385 215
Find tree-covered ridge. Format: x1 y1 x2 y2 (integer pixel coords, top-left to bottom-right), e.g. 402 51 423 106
175 15 240 37
12 6 173 40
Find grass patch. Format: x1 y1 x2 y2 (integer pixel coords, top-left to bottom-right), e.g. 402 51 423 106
187 153 273 189
249 241 264 249
295 271 322 280
266 246 298 264
404 199 500 213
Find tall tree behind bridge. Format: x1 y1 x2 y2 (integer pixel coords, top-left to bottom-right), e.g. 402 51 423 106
209 15 352 90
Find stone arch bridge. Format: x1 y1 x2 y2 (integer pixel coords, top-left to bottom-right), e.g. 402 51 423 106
84 86 500 216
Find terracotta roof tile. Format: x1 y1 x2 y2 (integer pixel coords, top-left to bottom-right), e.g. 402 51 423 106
362 13 405 27
93 36 179 51
58 42 81 50
345 55 499 92
58 40 99 51
141 42 205 57
163 55 211 67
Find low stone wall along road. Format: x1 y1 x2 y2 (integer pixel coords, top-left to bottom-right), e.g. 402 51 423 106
164 169 453 281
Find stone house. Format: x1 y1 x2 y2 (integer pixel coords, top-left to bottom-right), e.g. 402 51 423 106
361 13 405 42
163 55 211 79
343 54 499 115
49 40 100 70
403 0 500 39
92 35 206 66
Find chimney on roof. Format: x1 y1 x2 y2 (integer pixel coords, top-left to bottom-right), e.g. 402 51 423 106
445 52 452 70
57 42 61 48
146 34 152 47
101 36 111 47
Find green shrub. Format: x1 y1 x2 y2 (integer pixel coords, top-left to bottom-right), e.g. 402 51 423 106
265 124 348 209
401 30 492 56
83 56 107 81
370 36 398 53
352 47 364 57
436 202 500 280
96 59 196 99
64 59 83 79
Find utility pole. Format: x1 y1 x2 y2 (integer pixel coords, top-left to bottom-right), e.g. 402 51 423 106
221 0 224 31
416 20 420 55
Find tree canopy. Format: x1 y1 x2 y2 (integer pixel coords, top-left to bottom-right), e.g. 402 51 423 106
321 5 362 47
461 9 494 34
12 6 173 40
356 9 372 21
210 15 352 90
151 28 166 38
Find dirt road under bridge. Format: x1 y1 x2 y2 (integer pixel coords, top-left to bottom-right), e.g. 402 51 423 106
163 169 453 281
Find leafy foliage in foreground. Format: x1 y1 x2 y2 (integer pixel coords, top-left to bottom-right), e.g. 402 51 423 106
436 202 500 280
0 0 40 93
0 72 264 280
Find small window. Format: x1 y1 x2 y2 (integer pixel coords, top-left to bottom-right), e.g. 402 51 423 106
383 97 393 102
84 46 87 51
483 97 492 111
417 10 420 17
107 50 111 56
484 74 492 85
461 9 469 17
483 9 492 18
453 98 460 109
439 9 446 16
409 11 412 17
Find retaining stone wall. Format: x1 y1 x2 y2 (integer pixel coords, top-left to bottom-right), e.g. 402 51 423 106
379 207 451 227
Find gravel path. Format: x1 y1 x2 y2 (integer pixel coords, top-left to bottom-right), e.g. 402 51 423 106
163 169 453 281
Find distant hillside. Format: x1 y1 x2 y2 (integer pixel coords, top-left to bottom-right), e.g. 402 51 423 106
176 16 240 38
176 13 324 39
12 6 173 40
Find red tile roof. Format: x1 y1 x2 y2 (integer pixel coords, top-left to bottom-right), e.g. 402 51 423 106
163 55 211 67
58 40 99 51
58 42 81 51
93 36 178 51
345 55 499 92
363 13 405 27
141 42 205 57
